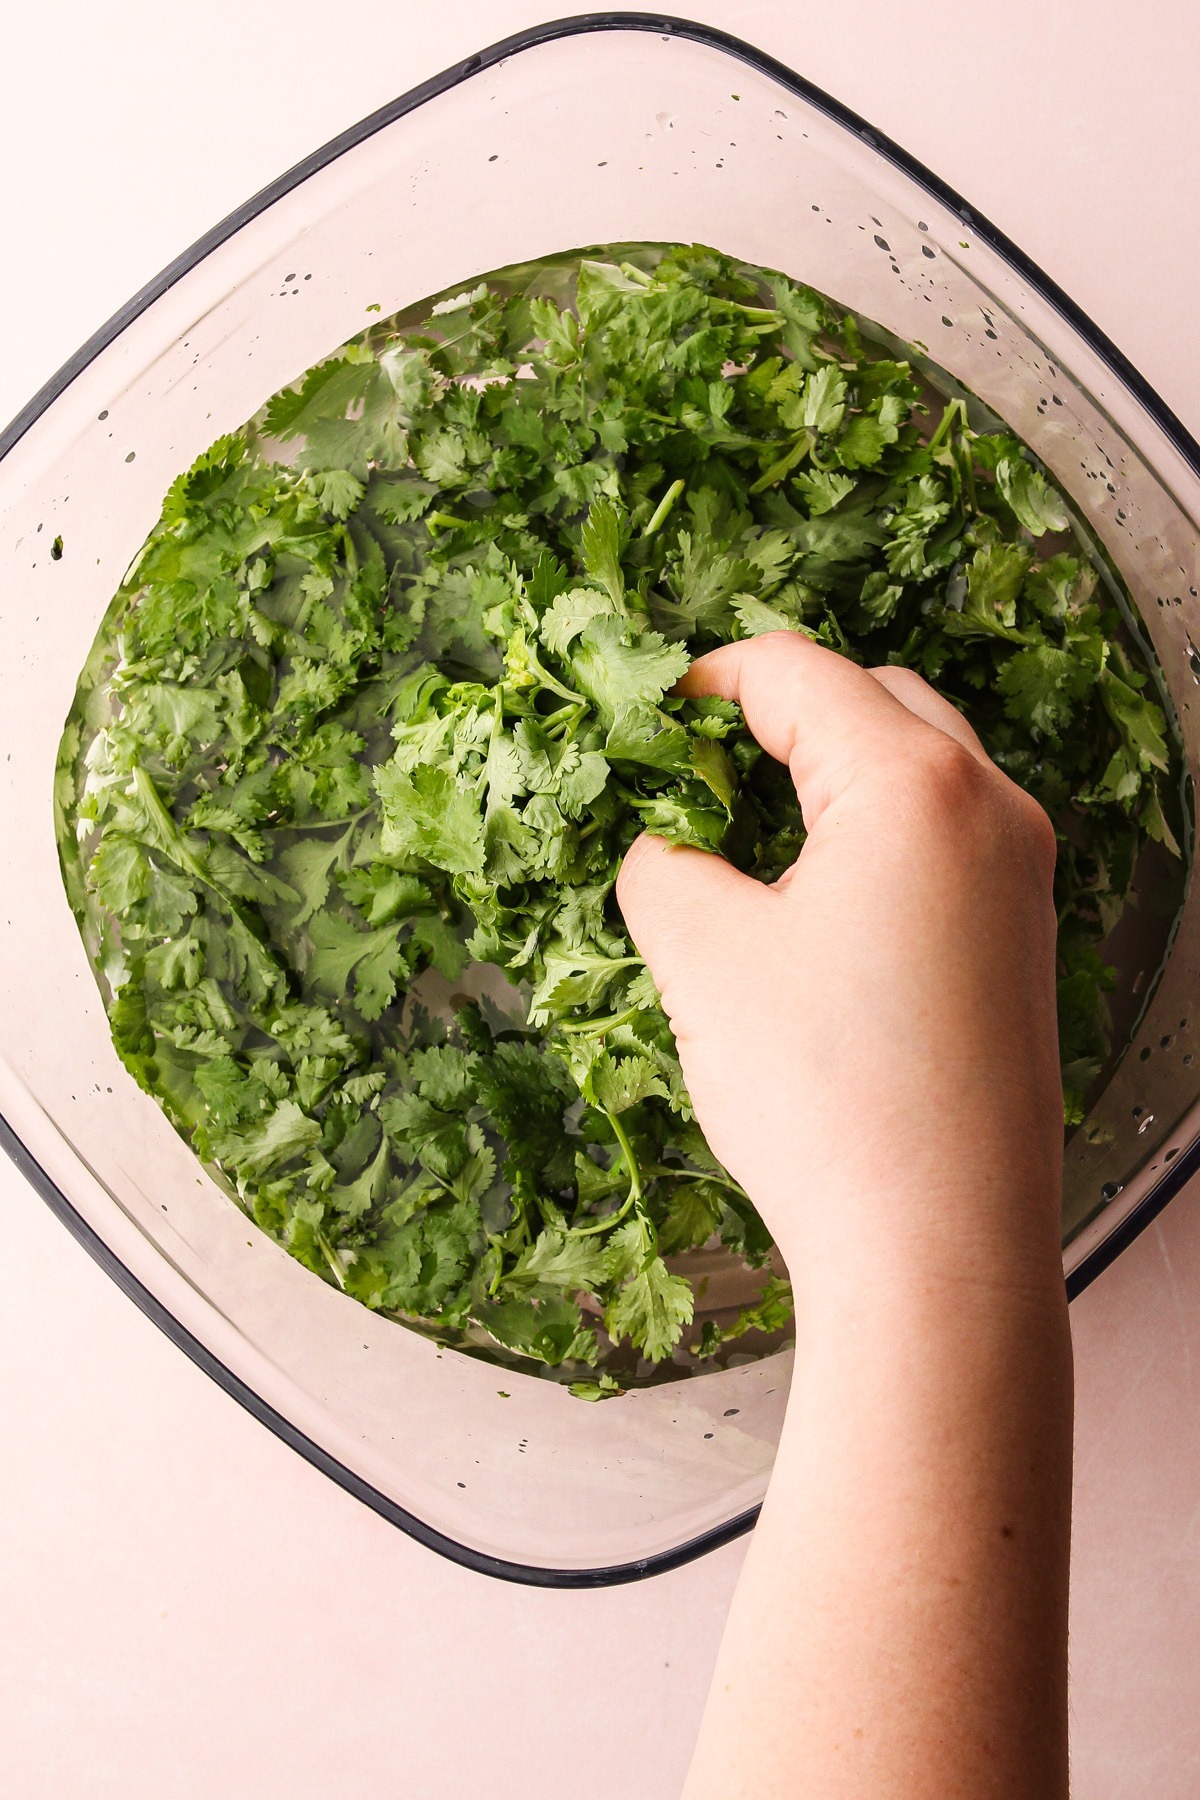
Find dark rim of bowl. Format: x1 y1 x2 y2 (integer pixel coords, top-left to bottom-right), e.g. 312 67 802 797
2 11 1198 1586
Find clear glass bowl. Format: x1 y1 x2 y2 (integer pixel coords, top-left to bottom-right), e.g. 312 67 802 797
3 15 1198 1585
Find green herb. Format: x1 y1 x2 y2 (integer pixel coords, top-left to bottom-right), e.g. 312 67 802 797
58 244 1184 1378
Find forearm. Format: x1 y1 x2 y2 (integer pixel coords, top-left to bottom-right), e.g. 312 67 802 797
682 1246 1073 1800
616 635 1075 1797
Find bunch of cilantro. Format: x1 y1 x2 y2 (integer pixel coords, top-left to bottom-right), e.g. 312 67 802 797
59 243 1183 1384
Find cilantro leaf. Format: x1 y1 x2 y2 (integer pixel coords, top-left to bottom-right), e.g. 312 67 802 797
997 644 1095 738
375 764 486 874
995 455 1071 536
571 618 691 719
603 1219 695 1362
306 912 406 1022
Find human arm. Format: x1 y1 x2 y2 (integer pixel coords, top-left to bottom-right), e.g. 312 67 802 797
616 632 1073 1799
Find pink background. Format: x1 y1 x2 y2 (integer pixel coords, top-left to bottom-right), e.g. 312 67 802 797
2 4 1199 1794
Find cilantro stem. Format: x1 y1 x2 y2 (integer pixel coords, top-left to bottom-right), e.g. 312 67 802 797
605 1107 643 1205
430 303 501 357
565 1107 644 1237
555 1003 642 1037
130 766 210 886
565 1188 637 1237
926 396 969 455
316 1230 347 1290
131 769 274 951
477 686 506 789
925 399 980 513
749 433 810 495
520 638 587 705
648 1163 750 1203
959 440 979 515
542 701 586 741
721 302 785 324
262 807 371 834
643 478 685 537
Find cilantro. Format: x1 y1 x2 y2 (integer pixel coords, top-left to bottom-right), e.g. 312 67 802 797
694 1275 795 1358
603 1218 695 1361
59 243 1186 1387
568 1373 623 1402
995 453 1071 536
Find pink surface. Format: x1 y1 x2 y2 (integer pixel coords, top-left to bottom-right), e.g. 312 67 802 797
2 5 1199 1795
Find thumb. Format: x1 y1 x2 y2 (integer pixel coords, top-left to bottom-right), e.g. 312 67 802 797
616 833 767 1023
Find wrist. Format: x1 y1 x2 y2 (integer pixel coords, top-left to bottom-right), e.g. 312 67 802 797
764 1169 1066 1320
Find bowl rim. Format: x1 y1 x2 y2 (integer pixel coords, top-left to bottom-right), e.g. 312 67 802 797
4 10 1198 1584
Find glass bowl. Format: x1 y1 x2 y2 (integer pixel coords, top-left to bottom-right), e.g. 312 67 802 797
3 14 1198 1585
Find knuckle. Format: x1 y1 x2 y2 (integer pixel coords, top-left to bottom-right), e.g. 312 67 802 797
909 732 990 807
1010 786 1059 873
876 663 931 702
907 735 1058 881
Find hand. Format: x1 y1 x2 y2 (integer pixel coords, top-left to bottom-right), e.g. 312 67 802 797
620 633 1074 1800
617 629 1065 1294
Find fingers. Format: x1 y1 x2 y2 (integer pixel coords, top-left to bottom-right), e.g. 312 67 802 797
624 640 1004 1021
864 664 991 767
616 832 766 1019
678 632 935 829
